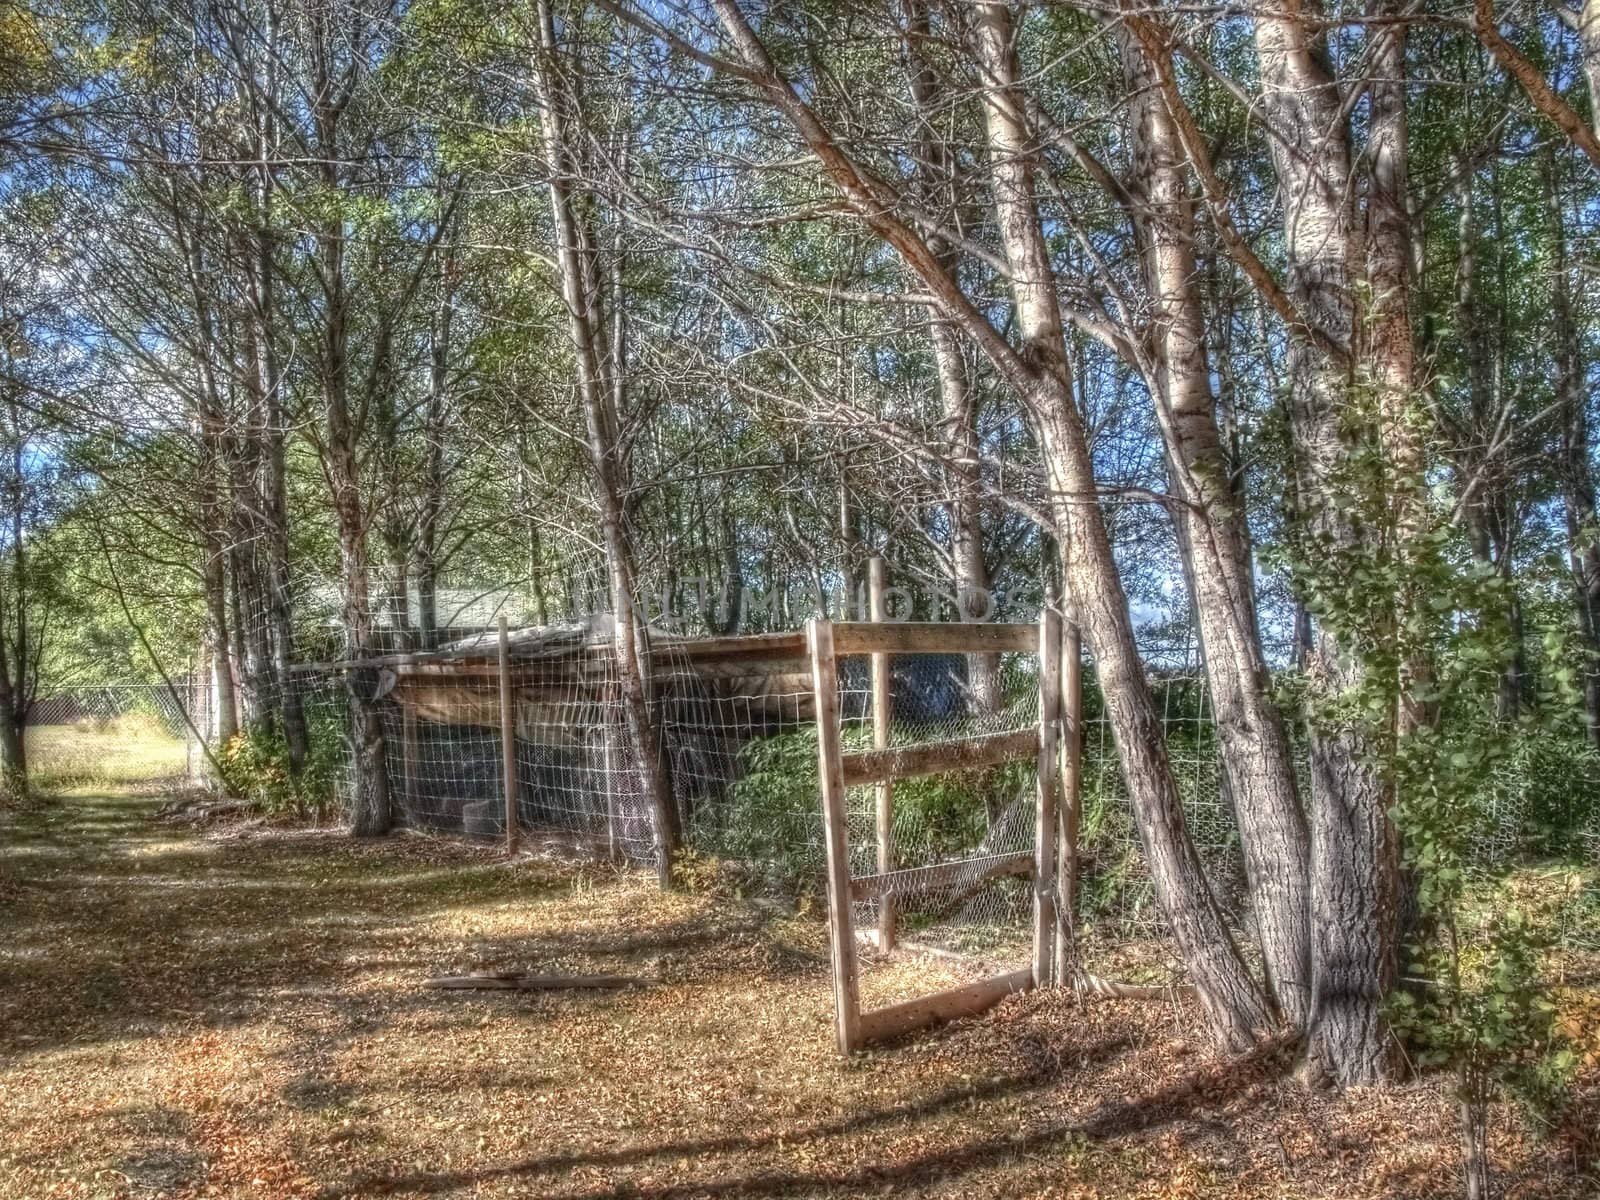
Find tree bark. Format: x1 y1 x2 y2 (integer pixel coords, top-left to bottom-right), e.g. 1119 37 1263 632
307 11 391 837
1120 12 1311 1027
967 1 1273 1050
1546 149 1600 744
416 244 454 648
534 0 680 884
1454 162 1524 723
699 0 1273 1049
1251 1 1401 1085
901 0 999 713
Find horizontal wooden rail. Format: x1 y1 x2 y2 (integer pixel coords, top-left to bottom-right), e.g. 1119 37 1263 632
849 851 1034 902
840 728 1039 787
831 621 1037 656
656 630 809 664
855 968 1034 1046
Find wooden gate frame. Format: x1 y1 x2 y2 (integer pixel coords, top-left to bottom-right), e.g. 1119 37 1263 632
808 611 1065 1054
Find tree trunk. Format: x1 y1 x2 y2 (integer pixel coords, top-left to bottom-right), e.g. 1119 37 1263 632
1455 163 1524 723
1546 150 1600 744
198 382 239 744
969 1 1273 1050
1365 1 1435 737
703 0 1273 1049
309 50 390 836
0 705 24 795
250 242 309 773
202 534 238 744
331 433 391 837
1581 1 1600 145
1120 13 1311 1027
247 0 307 776
0 411 28 798
901 0 999 712
534 0 680 884
416 236 454 649
1251 2 1401 1085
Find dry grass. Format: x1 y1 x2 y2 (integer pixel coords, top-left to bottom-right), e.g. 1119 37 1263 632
26 719 189 792
0 788 1594 1200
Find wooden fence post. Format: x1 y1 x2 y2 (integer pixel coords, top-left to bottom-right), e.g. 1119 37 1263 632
810 617 861 1054
868 557 896 952
401 705 421 810
499 614 519 856
1055 619 1083 988
1033 605 1062 987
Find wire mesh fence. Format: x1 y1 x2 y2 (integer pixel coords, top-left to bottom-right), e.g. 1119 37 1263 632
27 605 1595 995
1073 637 1247 986
840 650 1041 971
253 616 1600 981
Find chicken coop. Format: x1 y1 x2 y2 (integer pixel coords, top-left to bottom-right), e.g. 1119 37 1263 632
313 582 1078 1052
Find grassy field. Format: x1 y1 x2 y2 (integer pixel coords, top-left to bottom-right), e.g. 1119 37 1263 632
0 786 1595 1200
25 718 189 792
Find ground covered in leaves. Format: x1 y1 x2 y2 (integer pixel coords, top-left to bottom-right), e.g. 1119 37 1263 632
1 787 1595 1199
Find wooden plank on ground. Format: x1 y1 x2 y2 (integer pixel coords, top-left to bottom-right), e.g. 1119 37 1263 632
840 728 1038 787
855 968 1035 1045
424 972 656 990
831 621 1037 656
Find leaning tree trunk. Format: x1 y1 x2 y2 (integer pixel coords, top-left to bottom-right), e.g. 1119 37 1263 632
534 0 680 884
1120 12 1311 1027
1252 3 1401 1085
705 0 1273 1050
969 2 1274 1051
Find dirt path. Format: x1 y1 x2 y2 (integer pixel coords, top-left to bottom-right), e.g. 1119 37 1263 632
1 788 1592 1199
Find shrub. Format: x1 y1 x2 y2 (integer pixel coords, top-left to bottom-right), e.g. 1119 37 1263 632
219 711 343 819
701 726 1035 893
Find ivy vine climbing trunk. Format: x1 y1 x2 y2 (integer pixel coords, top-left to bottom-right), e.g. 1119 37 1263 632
1250 0 1403 1085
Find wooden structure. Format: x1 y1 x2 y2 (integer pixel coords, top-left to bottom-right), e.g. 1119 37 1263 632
297 563 1091 1051
311 620 821 856
808 602 1078 1054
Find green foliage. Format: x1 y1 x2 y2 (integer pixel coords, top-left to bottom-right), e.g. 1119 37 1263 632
1490 736 1600 860
219 711 344 819
1384 540 1586 1129
702 726 1033 894
1389 891 1576 1127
